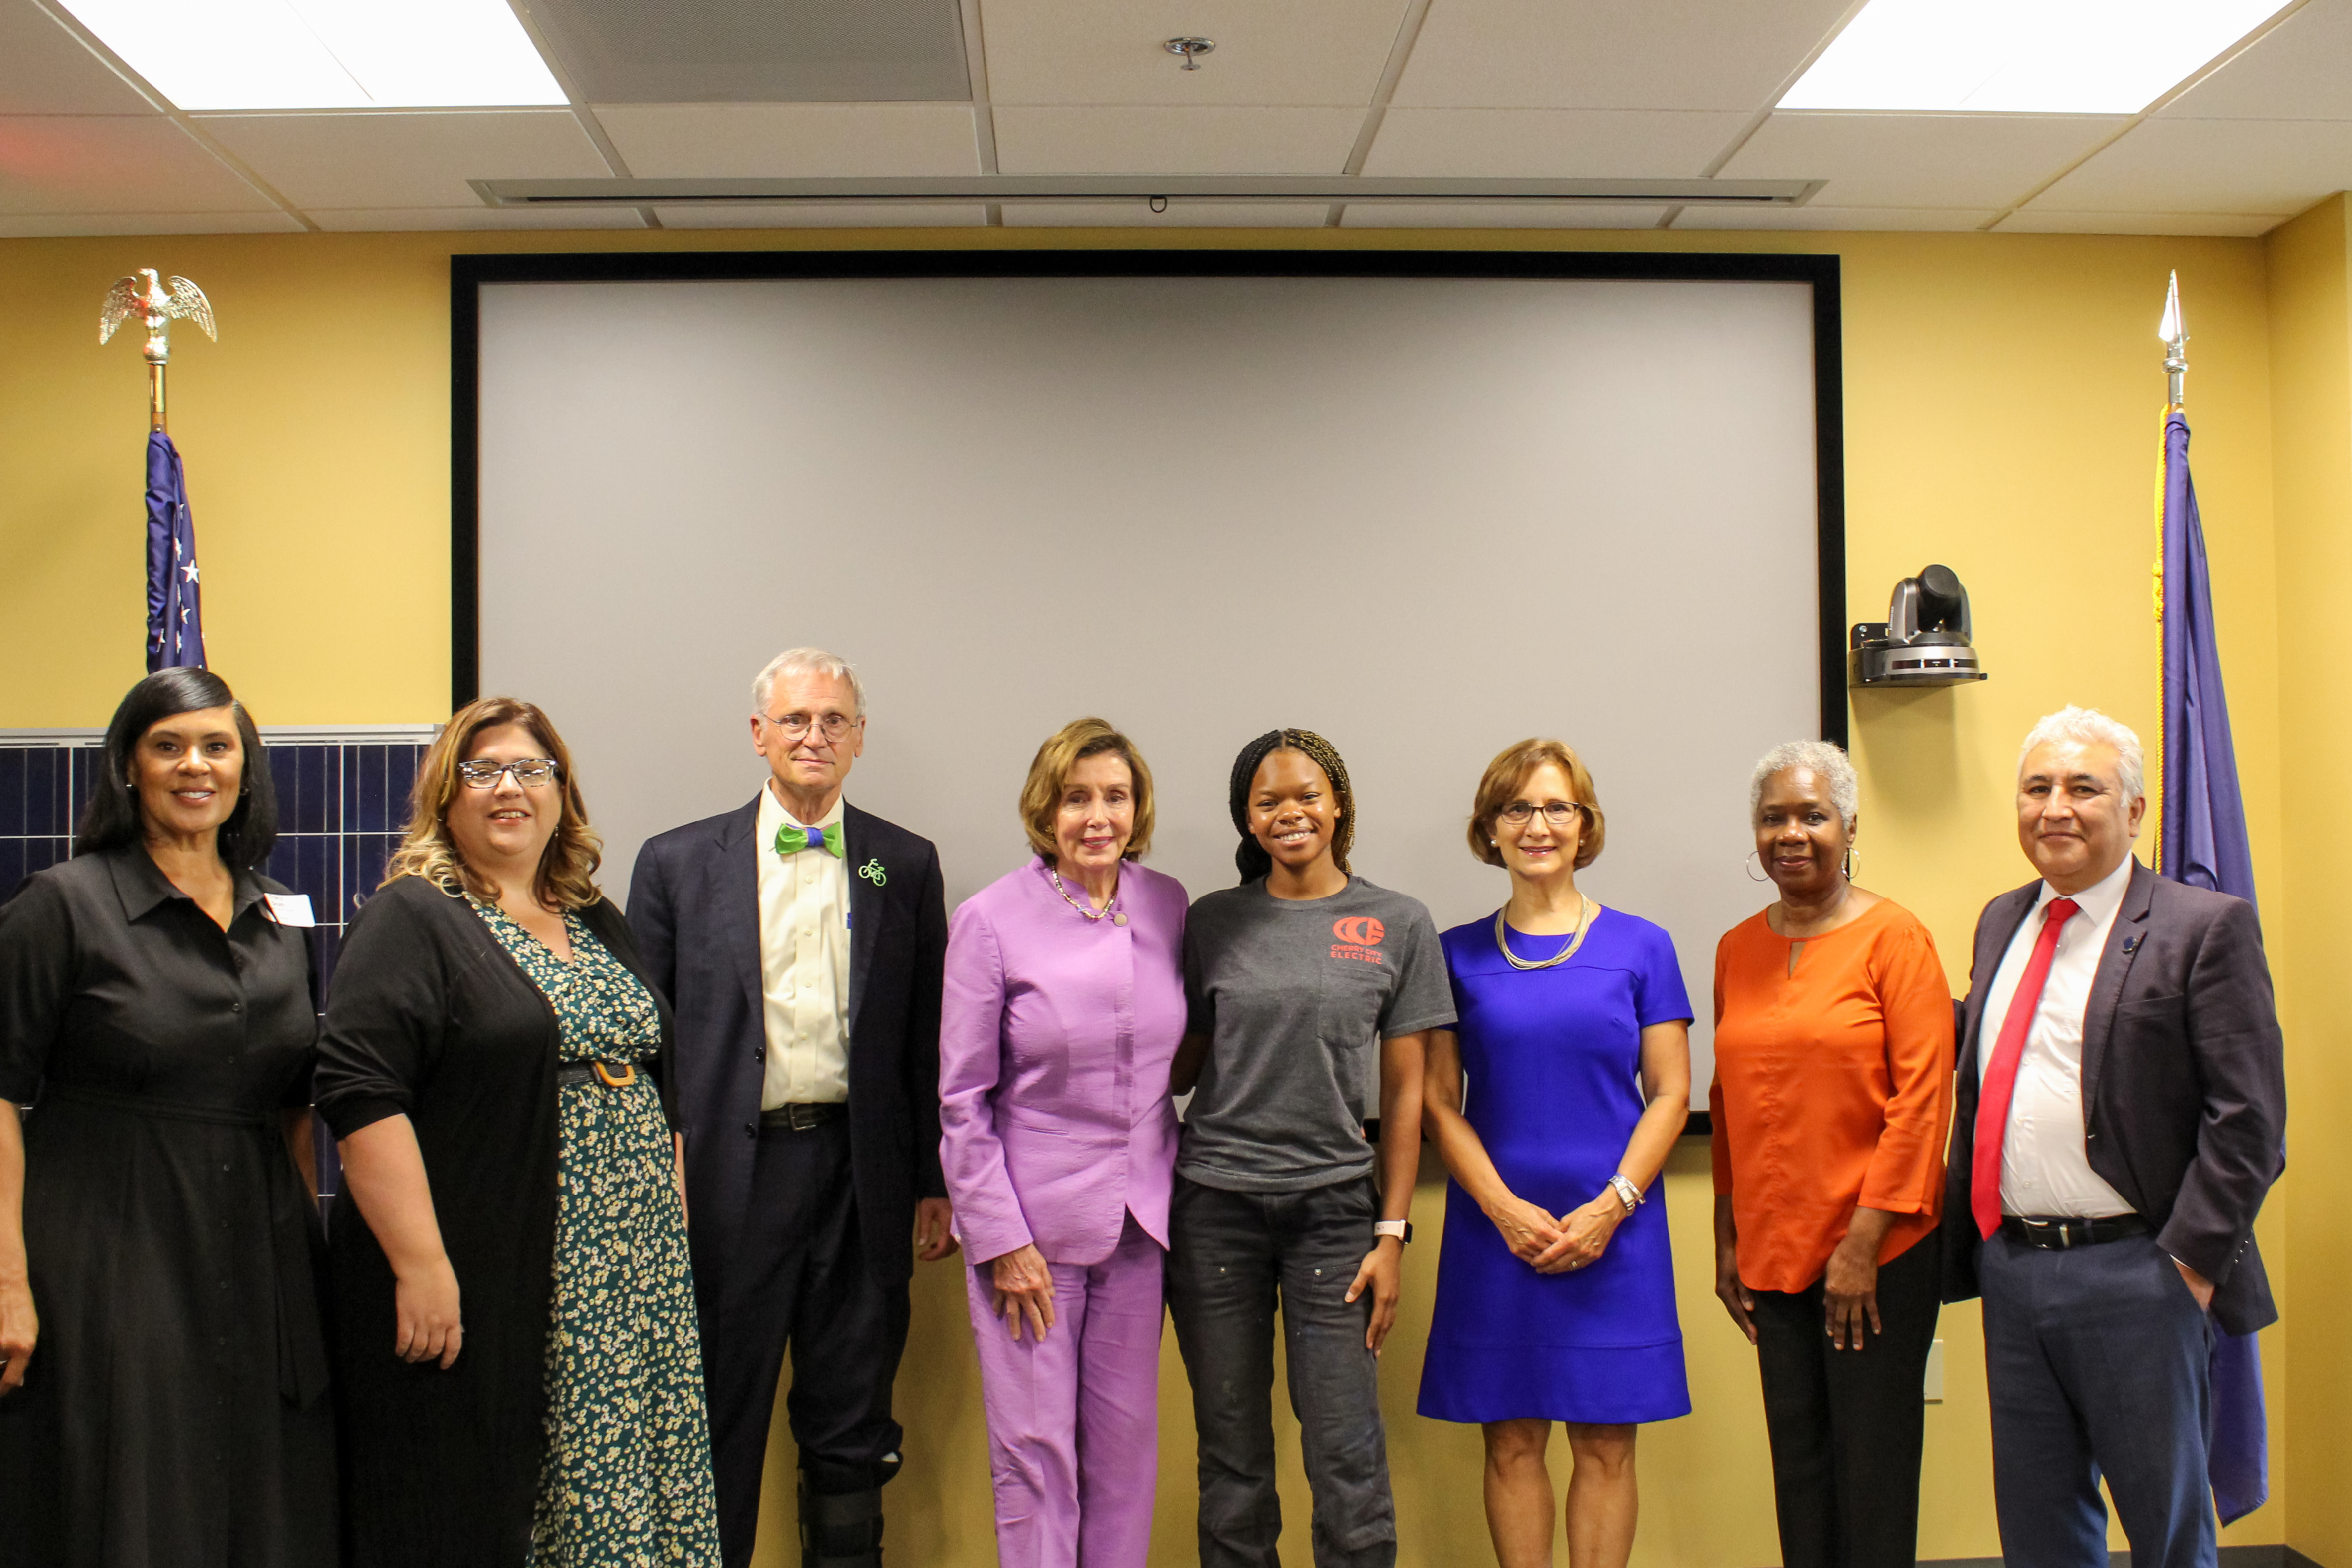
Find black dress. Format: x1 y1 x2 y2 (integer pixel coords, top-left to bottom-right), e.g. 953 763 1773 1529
315 873 683 1568
0 846 335 1567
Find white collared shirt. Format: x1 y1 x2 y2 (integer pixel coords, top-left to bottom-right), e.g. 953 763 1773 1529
755 784 852 1108
1978 853 2139 1219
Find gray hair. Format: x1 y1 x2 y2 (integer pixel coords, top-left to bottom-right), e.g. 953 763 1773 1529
1749 739 1859 830
2018 705 2144 799
751 647 866 718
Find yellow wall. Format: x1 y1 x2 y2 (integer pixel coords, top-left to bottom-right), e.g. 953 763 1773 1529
2266 191 2352 1568
1 214 2340 1564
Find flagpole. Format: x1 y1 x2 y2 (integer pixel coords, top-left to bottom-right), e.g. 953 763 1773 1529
2153 274 2189 867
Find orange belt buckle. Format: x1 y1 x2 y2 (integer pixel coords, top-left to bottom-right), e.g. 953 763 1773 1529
592 1061 638 1089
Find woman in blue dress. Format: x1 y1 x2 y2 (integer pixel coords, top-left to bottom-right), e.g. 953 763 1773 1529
1420 739 1693 1568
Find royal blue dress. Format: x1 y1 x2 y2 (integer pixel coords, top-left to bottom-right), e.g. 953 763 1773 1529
1418 908 1695 1426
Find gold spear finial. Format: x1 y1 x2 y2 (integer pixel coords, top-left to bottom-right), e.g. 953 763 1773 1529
101 268 215 432
2159 269 2187 413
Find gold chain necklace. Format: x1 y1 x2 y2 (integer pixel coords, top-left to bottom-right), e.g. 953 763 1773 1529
1493 896 1595 971
1050 868 1128 927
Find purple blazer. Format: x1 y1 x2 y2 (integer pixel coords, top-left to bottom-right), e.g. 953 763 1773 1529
940 857 1188 1268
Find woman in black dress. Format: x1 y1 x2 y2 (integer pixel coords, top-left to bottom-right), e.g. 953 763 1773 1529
0 669 335 1566
316 696 718 1566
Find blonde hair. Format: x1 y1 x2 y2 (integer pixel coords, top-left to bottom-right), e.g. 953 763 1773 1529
1019 718 1156 864
383 696 602 910
1467 738 1607 870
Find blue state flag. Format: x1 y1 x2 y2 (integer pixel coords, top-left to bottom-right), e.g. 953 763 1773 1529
2156 408 2266 1524
146 429 205 670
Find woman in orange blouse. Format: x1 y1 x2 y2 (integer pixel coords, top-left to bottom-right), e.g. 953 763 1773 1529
1709 740 1954 1568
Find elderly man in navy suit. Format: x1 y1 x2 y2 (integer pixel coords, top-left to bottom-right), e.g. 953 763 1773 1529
631 647 955 1568
1944 706 2284 1568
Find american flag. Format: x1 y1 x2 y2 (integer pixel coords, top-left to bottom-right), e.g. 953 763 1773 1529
145 429 205 670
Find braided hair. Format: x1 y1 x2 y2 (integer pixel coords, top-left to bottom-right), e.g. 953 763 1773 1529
1227 728 1356 884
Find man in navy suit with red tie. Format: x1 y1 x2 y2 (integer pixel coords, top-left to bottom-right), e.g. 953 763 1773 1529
630 648 956 1567
1944 706 2284 1568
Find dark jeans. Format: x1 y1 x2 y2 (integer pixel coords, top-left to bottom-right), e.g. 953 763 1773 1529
705 1119 910 1567
1166 1174 1396 1568
1750 1233 1941 1568
1981 1230 2216 1568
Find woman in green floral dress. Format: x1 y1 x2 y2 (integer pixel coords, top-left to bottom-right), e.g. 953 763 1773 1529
321 698 721 1567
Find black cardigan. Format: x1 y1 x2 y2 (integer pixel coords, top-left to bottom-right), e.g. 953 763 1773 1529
314 874 678 1567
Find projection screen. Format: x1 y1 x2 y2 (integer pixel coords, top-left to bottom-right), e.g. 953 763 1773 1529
461 251 1845 1097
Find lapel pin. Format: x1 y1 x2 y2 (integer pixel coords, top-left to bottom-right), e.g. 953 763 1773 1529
858 857 888 887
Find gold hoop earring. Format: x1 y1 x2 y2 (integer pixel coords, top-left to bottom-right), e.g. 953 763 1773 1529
1841 844 1859 882
1744 849 1772 884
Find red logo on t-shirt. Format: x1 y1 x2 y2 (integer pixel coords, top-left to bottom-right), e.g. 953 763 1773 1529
1331 915 1387 963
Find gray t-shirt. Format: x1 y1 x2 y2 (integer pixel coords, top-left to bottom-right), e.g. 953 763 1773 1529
1179 876 1456 1193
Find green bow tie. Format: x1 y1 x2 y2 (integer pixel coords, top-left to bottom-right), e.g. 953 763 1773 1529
774 822 844 859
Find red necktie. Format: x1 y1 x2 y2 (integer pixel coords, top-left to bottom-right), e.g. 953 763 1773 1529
1972 896 2082 1239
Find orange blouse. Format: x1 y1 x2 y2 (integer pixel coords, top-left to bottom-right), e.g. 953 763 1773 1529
1709 898 1955 1295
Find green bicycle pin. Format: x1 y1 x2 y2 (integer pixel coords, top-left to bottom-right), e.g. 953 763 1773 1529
857 857 887 887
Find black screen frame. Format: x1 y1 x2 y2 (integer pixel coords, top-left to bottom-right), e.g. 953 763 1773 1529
450 247 1848 740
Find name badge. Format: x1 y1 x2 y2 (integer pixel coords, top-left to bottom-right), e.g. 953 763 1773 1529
263 893 316 928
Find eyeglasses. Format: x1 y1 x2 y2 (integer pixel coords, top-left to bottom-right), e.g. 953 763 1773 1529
759 711 859 744
1498 801 1585 827
458 757 561 789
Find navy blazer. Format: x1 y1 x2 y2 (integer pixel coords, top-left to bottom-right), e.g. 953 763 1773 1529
629 795 948 1295
1941 860 2286 1337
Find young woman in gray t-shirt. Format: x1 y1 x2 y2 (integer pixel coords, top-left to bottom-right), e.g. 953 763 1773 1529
1168 728 1455 1567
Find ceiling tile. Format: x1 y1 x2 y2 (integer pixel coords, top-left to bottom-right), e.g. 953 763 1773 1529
1718 111 2128 208
1000 199 1329 225
0 209 303 236
597 104 979 177
0 0 153 114
653 201 986 226
527 0 969 104
980 0 1408 106
2029 117 2352 217
1362 107 1751 177
1393 0 1856 111
993 106 1362 174
1994 209 2284 237
1339 201 1665 227
2157 0 2349 122
197 110 610 210
1673 204 1996 231
306 206 646 231
0 116 277 213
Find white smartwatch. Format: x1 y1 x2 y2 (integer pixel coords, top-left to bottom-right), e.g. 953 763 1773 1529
1607 1174 1644 1213
1373 1219 1413 1244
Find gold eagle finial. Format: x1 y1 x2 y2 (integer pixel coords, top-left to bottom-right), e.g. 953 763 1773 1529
101 268 215 366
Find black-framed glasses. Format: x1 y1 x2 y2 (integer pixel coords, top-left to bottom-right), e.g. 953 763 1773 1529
1498 801 1585 826
458 757 561 789
759 711 859 744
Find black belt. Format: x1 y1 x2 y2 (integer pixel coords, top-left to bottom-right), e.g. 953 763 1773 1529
2000 1213 2150 1250
761 1102 846 1131
556 1060 644 1089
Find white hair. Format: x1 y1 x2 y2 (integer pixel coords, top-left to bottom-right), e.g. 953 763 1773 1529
2018 705 2144 799
1749 739 1859 830
751 647 866 718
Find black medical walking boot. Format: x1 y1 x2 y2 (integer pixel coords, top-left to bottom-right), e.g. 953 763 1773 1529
797 1453 900 1567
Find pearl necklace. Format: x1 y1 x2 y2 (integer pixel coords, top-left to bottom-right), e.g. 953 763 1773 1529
1493 896 1595 971
1050 868 1127 926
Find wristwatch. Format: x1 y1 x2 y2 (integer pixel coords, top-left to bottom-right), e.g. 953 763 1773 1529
1373 1220 1414 1244
1607 1174 1644 1213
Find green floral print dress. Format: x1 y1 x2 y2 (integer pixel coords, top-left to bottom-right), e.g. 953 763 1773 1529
471 898 723 1568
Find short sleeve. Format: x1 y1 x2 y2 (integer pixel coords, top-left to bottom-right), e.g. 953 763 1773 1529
1378 903 1456 1037
1633 921 1695 1027
313 884 451 1140
1182 909 1214 1038
0 875 77 1104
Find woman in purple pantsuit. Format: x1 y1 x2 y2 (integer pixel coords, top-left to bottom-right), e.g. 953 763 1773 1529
939 718 1188 1568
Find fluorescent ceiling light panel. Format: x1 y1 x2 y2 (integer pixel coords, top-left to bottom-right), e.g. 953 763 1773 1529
1782 0 2296 114
58 0 566 110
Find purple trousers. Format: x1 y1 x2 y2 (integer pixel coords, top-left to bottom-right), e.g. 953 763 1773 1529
966 1214 1165 1568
